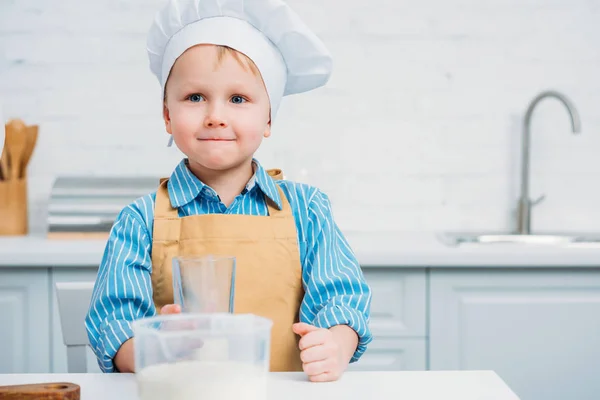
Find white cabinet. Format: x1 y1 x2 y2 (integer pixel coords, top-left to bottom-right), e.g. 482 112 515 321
0 268 50 373
348 338 426 371
351 268 427 371
429 268 600 400
366 268 426 337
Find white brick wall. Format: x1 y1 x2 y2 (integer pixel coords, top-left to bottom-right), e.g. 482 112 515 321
1 0 599 235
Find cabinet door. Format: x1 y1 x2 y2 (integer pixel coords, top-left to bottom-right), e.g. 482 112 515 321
363 268 426 337
0 268 50 373
430 268 600 400
51 267 101 373
348 338 426 371
355 268 427 371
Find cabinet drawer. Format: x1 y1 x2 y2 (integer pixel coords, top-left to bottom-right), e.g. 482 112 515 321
363 268 426 337
349 338 426 371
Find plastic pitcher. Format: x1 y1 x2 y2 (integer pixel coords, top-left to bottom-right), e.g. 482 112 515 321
172 255 236 313
133 313 272 400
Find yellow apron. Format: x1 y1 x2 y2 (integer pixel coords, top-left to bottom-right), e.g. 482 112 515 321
150 169 304 372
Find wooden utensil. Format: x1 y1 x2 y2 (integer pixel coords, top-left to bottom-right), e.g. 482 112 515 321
4 119 27 180
0 147 7 180
0 382 80 400
19 125 38 179
0 129 8 181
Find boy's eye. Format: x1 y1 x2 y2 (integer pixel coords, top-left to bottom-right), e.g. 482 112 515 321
188 94 204 102
231 95 246 104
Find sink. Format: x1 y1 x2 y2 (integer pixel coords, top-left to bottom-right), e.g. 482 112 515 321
437 232 600 247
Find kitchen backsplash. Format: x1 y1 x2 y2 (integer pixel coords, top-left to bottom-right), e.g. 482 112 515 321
0 0 599 234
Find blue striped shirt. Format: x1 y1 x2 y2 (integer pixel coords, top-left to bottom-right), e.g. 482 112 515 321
85 158 373 372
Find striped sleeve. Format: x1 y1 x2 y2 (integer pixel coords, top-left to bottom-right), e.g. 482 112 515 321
299 189 373 363
84 207 155 373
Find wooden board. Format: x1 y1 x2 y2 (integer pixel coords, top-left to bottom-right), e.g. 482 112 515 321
0 382 80 399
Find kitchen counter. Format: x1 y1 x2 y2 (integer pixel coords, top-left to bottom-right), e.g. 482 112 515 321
0 371 520 400
1 231 600 267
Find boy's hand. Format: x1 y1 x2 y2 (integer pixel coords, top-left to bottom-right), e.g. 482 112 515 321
292 322 352 382
114 304 182 372
160 304 181 314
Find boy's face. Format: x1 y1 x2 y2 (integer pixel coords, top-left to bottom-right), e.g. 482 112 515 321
163 44 271 173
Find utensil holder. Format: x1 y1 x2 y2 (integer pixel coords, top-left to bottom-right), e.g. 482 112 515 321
0 178 28 235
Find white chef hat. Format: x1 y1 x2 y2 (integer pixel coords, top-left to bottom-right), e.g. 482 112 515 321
146 0 333 120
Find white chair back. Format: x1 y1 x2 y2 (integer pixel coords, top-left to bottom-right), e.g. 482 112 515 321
55 281 95 373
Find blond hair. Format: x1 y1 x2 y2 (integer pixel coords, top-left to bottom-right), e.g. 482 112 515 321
215 45 261 77
164 45 262 101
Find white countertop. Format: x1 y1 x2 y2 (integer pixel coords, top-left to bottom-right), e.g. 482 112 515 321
0 371 520 400
1 231 600 267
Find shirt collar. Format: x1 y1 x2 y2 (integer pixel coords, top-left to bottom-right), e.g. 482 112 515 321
166 158 282 210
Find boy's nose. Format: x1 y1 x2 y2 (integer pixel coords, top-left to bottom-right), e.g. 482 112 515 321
204 104 228 128
204 114 228 128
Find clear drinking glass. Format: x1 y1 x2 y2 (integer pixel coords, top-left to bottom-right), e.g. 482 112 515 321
133 313 272 400
172 255 236 313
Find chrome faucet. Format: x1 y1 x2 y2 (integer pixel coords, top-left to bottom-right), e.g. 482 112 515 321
517 90 581 234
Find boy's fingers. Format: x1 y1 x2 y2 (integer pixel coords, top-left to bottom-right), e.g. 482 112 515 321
298 329 330 350
160 304 181 314
308 371 336 383
292 322 319 337
300 345 327 364
302 359 329 377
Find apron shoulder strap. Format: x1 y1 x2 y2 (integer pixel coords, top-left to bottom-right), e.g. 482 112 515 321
154 178 179 219
266 184 294 219
266 168 284 180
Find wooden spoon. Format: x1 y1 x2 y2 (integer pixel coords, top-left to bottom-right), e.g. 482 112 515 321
0 125 8 181
19 125 38 179
4 119 27 180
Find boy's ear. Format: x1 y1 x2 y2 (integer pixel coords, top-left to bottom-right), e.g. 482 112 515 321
263 119 271 138
163 102 172 134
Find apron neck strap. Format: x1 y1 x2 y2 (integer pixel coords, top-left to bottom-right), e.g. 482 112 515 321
154 178 179 218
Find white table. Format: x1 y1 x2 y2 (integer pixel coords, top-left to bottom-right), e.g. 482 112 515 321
0 371 519 399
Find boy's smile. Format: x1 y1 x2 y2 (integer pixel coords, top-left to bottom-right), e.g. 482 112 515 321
162 44 271 176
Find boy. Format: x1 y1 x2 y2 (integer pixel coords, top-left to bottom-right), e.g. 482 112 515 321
85 0 372 382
